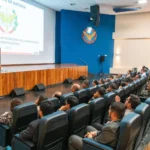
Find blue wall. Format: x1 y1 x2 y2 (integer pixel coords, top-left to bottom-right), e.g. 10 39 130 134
57 10 115 74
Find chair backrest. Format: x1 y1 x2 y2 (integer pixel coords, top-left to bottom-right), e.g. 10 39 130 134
68 104 90 137
128 83 135 93
74 89 89 104
114 88 125 102
123 85 131 96
103 92 116 123
104 82 110 89
145 97 150 105
37 111 68 150
87 86 98 100
60 93 74 106
116 113 141 150
89 97 105 125
48 98 60 111
12 102 38 134
134 103 150 149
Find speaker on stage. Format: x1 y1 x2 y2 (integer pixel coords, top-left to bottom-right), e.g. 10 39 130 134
78 75 87 80
100 55 105 63
10 88 25 97
33 83 46 91
63 78 73 84
90 5 100 26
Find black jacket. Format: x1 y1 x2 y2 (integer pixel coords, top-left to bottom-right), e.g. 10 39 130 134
19 119 40 143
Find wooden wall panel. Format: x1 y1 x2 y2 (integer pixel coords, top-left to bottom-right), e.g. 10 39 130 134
0 66 88 96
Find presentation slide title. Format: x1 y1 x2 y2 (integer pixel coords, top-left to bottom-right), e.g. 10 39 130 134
2 0 26 9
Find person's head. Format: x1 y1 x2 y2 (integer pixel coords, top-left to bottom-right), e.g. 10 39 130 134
93 87 106 98
52 91 63 100
99 78 105 84
107 83 117 92
82 80 90 89
35 94 48 106
65 96 78 110
39 101 54 117
71 84 80 92
147 82 150 91
120 81 127 88
127 70 131 74
92 80 99 86
109 75 114 80
126 77 133 83
125 94 141 110
10 98 22 112
109 102 125 121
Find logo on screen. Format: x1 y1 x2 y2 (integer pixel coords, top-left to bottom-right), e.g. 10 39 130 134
0 7 18 34
82 27 97 44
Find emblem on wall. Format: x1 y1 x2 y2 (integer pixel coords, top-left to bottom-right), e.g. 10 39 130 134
82 27 97 44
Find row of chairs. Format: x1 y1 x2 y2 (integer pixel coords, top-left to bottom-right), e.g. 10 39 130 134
0 76 147 149
11 97 150 150
83 98 150 150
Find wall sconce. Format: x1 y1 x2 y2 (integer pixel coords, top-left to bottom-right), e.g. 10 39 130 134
116 52 120 56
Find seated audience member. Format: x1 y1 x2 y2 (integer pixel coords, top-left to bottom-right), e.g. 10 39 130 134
126 70 132 77
0 98 22 126
19 101 54 143
99 78 105 84
82 80 90 89
88 87 105 103
119 81 127 89
115 74 122 79
68 102 125 150
71 84 80 93
109 75 114 81
133 74 141 80
141 68 147 78
142 65 149 72
59 96 78 111
92 79 99 86
52 91 63 100
106 83 117 93
35 94 48 111
140 81 150 98
115 94 141 116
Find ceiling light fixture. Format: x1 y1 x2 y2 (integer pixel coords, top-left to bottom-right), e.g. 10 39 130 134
138 0 147 4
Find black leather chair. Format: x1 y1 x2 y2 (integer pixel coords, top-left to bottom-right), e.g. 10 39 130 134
114 88 125 103
89 97 105 125
104 82 110 89
122 85 131 102
115 78 121 87
103 92 116 123
47 97 60 111
60 92 74 106
68 103 90 137
12 111 68 150
128 83 135 94
83 113 141 150
0 102 38 147
74 89 89 104
134 103 150 149
87 86 98 100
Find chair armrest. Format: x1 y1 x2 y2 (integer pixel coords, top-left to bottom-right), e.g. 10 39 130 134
83 138 114 150
12 134 36 150
0 124 11 147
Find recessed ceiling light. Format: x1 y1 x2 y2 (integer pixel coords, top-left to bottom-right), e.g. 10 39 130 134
138 0 147 4
70 3 76 6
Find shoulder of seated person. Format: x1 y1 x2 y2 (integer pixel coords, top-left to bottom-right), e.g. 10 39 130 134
29 119 40 126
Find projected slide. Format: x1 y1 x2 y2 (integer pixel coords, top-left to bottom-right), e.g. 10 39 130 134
0 0 44 55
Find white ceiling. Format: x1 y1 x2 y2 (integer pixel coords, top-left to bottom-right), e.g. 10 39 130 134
33 0 150 15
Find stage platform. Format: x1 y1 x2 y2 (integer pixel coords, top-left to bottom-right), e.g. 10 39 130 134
0 64 88 96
